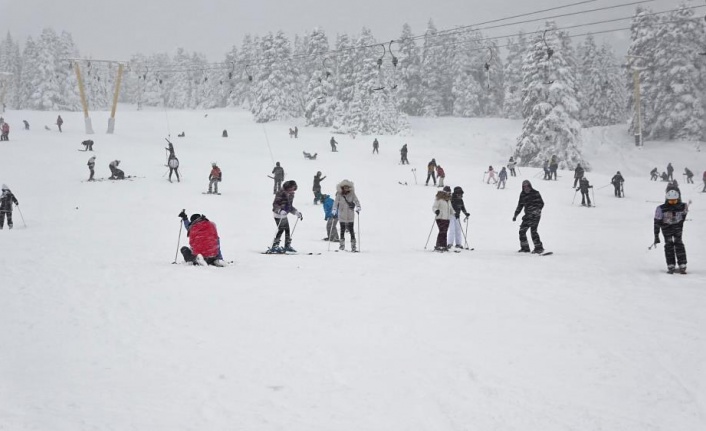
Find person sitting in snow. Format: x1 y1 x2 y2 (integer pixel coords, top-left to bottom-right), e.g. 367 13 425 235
178 210 225 266
109 160 125 180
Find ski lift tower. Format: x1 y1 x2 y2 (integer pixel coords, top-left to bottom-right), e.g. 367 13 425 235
626 55 649 148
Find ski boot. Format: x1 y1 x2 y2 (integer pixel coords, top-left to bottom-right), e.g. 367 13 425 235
339 241 345 251
284 244 297 253
667 265 676 274
194 254 207 266
679 265 687 274
531 248 545 254
518 247 530 253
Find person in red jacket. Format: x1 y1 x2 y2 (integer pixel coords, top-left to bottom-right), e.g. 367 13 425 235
179 211 225 266
0 121 9 141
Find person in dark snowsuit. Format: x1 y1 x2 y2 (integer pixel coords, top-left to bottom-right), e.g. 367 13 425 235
81 140 94 151
573 164 585 188
497 167 508 189
23 120 29 130
87 156 96 181
270 180 302 253
1 121 9 141
666 162 674 181
684 167 694 184
372 138 379 154
272 162 284 194
448 186 470 249
109 160 125 179
312 171 326 204
650 167 659 181
0 184 19 229
513 180 544 253
400 144 409 165
611 171 624 197
168 155 180 183
654 189 689 274
549 155 558 180
425 159 437 186
576 177 592 206
56 115 63 132
178 211 225 266
330 136 338 152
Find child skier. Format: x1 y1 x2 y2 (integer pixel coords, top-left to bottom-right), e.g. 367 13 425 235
497 167 508 189
322 193 339 242
486 166 497 184
653 189 689 274
436 165 446 188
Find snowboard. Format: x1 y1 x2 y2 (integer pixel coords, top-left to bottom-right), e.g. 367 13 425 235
202 192 221 195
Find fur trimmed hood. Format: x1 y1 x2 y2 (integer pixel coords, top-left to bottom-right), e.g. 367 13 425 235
336 179 355 194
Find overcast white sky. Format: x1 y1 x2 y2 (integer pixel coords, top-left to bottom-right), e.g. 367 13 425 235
0 0 696 61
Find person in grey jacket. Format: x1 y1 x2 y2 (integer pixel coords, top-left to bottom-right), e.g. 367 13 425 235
332 179 361 252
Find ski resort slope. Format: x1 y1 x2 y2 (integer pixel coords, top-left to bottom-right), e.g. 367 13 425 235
1 107 705 431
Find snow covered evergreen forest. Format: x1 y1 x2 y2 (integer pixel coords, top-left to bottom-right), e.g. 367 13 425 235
1 2 705 166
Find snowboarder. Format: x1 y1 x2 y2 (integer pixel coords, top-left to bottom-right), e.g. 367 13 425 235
208 163 222 194
513 180 544 254
0 121 9 141
576 177 593 207
498 167 508 189
302 151 317 160
178 211 225 266
549 155 558 180
81 139 94 151
108 160 125 180
330 136 338 152
372 138 379 154
486 166 497 184
177 132 185 137
322 193 339 242
436 165 446 188
448 186 470 249
684 167 694 184
653 189 689 274
270 180 302 253
425 158 437 186
666 162 674 181
87 156 96 181
56 115 63 132
168 154 180 183
271 162 284 194
573 163 585 188
0 184 19 229
312 171 326 204
650 167 659 181
23 120 29 130
332 179 361 252
400 144 409 165
432 186 454 251
611 171 624 197
507 157 517 177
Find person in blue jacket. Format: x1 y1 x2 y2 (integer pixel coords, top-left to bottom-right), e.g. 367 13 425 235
322 193 339 242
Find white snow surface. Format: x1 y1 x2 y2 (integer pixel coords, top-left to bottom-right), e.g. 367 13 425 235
1 108 705 431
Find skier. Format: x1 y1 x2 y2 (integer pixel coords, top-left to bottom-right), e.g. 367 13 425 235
576 177 593 207
549 155 558 180
400 144 409 165
573 163 585 188
330 136 338 152
168 154 180 183
486 166 497 184
372 138 379 154
271 162 284 194
436 165 446 188
0 121 9 141
87 156 96 181
0 184 19 229
512 180 545 254
507 157 517 177
611 171 624 197
270 180 302 253
178 211 225 266
425 158 437 186
222 129 228 138
448 186 470 249
703 170 706 192
543 159 550 180
666 179 680 195
332 179 361 252
23 120 29 130
165 141 175 160
322 193 339 242
208 163 222 194
432 186 454 251
497 167 508 189
312 171 326 204
81 140 94 151
56 115 63 132
653 189 689 274
684 167 694 184
666 162 674 181
650 167 659 181
109 160 125 180
294 126 298 138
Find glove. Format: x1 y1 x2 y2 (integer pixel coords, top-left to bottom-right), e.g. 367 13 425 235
512 215 517 222
654 236 660 244
455 213 460 219
279 210 288 216
178 210 187 219
297 212 303 220
464 213 470 222
355 206 361 213
435 210 440 216
331 209 337 217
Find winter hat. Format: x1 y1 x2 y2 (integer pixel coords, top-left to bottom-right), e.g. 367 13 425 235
211 162 217 167
522 180 532 189
316 171 322 176
283 180 298 191
443 186 451 193
665 190 680 201
190 213 201 223
276 162 280 167
617 171 621 175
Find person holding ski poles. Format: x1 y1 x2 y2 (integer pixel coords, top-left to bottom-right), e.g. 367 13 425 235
448 186 470 249
576 177 592 207
425 159 437 186
513 180 545 254
507 157 517 177
653 189 689 274
432 186 454 251
322 193 339 242
611 171 624 197
178 210 225 266
208 163 222 194
270 180 302 253
332 179 361 252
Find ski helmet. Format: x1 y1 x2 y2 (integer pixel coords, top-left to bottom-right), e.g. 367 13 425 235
190 213 201 222
443 186 451 193
665 190 680 201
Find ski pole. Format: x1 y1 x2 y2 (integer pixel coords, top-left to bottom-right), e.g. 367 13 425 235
16 205 26 228
591 188 596 206
597 183 611 190
424 217 436 249
411 168 417 185
462 217 470 249
482 172 487 183
516 166 521 175
571 189 578 205
172 212 184 264
357 211 361 252
290 216 300 238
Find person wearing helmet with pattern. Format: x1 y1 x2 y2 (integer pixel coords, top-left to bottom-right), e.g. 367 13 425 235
654 189 689 274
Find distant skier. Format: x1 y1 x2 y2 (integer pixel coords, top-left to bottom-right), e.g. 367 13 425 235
436 165 446 188
576 177 593 207
0 121 9 141
372 138 379 154
81 139 94 151
486 166 497 184
448 186 470 249
650 167 659 181
660 172 669 182
332 179 361 252
178 211 225 266
425 158 437 186
549 155 558 180
312 171 326 204
270 180 302 253
684 167 694 184
322 193 339 242
87 156 96 181
666 179 680 195
330 136 338 152
23 120 29 130
165 141 175 160
271 162 284 194
666 162 674 181
222 129 228 138
611 171 624 197
703 170 706 192
653 189 689 274
109 160 125 180
208 162 222 194
573 163 584 188
56 115 63 132
512 180 544 254
432 186 454 251
400 144 409 165
294 126 298 138
0 184 19 229
168 154 180 183
497 167 508 189
507 157 517 177
543 160 550 180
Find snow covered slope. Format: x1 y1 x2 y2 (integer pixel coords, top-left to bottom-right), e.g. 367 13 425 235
1 107 704 431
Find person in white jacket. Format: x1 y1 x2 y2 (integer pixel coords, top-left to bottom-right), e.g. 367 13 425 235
332 179 361 252
432 186 454 251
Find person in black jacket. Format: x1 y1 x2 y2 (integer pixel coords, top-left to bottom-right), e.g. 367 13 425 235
684 167 694 184
573 164 585 188
650 167 659 181
312 171 326 204
447 186 470 249
576 177 593 206
0 184 19 229
271 162 284 194
513 180 544 253
654 189 689 274
666 162 674 181
611 171 624 197
400 144 409 165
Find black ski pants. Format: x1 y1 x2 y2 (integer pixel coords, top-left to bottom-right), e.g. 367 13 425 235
509 168 516 177
273 217 291 246
662 228 687 267
435 219 450 248
426 171 436 185
519 215 542 250
169 168 180 182
339 221 356 244
0 210 13 228
273 179 282 194
614 183 621 197
581 190 591 205
88 167 95 181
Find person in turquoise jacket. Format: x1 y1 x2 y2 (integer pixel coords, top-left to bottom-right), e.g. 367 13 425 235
322 194 339 242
